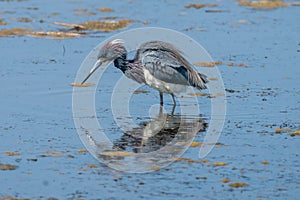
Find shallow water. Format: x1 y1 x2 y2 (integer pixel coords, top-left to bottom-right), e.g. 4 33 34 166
0 0 299 199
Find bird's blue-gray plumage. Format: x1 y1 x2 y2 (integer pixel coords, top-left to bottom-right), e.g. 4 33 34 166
135 41 208 90
82 39 208 106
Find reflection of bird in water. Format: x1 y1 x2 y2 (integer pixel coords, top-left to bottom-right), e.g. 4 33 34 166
113 108 207 153
81 39 208 106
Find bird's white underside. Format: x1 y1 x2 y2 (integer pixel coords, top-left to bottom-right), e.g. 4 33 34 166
143 68 187 94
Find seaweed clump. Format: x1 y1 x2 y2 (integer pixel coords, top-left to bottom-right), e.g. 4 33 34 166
237 0 288 9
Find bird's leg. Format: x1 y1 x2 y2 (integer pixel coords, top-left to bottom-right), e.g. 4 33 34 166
159 92 163 106
159 104 163 115
171 94 176 115
171 104 176 115
171 94 176 106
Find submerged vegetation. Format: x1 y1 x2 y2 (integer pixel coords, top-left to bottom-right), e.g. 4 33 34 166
237 0 300 9
0 4 136 39
237 0 288 9
0 18 135 38
0 1 299 39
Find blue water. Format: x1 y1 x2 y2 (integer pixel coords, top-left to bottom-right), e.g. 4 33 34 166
0 0 299 199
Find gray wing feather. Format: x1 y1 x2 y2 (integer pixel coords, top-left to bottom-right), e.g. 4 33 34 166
137 41 208 89
142 51 190 85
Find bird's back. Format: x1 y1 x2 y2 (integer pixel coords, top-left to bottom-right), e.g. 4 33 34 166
135 41 208 90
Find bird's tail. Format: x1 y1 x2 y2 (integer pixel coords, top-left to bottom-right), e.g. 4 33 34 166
187 71 209 90
196 72 209 89
199 73 209 84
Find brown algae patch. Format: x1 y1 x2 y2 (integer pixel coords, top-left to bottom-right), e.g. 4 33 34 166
189 141 203 147
5 151 21 156
188 92 207 97
79 19 134 32
226 62 249 68
45 151 64 157
229 182 248 188
290 130 300 137
0 18 8 25
176 141 204 147
71 82 95 87
172 157 199 163
101 151 133 157
0 163 18 170
0 28 84 39
53 22 86 31
185 3 206 9
53 19 134 32
79 164 100 171
237 1 288 9
194 61 222 67
150 165 161 171
77 149 88 153
88 164 99 168
29 31 85 39
274 127 291 134
294 130 300 135
0 19 134 38
185 3 218 9
227 62 234 66
188 92 226 98
99 7 114 12
133 90 150 94
261 160 269 165
17 17 32 23
220 179 230 183
213 162 227 167
208 93 225 98
0 28 31 37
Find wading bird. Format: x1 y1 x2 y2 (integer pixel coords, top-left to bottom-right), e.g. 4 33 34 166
81 39 208 106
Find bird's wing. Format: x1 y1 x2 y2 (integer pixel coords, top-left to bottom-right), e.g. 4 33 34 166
141 50 190 86
137 41 208 89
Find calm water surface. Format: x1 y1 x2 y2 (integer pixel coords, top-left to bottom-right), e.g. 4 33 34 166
0 0 299 199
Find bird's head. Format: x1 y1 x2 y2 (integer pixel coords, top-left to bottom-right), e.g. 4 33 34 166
81 39 126 84
98 39 126 61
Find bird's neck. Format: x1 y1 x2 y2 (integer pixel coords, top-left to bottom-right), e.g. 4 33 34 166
114 54 129 73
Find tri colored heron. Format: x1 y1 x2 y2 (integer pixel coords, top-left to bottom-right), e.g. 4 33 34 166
81 39 208 106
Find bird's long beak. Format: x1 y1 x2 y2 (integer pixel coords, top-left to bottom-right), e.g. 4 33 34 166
81 59 103 84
